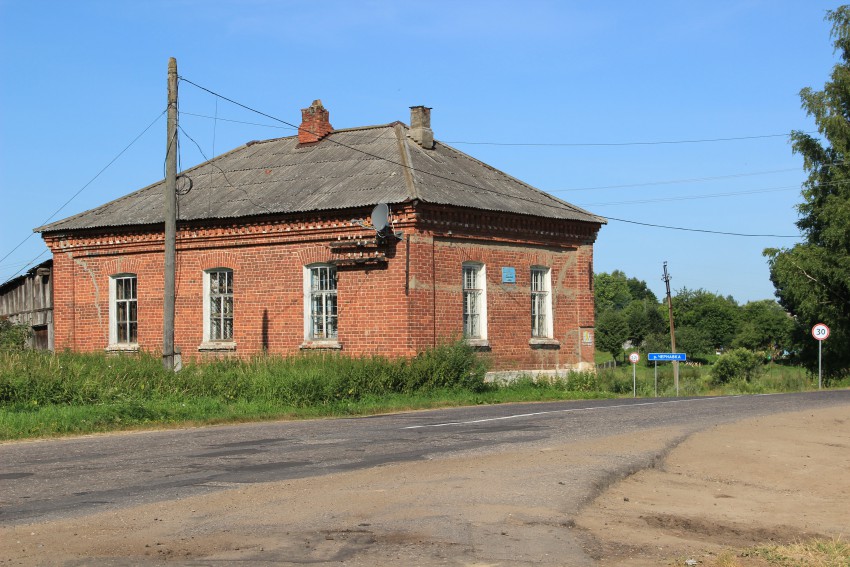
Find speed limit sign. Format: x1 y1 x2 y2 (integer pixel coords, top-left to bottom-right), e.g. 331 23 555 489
628 352 640 364
812 323 830 341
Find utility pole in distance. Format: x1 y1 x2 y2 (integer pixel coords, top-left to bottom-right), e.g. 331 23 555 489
163 57 178 371
662 261 679 395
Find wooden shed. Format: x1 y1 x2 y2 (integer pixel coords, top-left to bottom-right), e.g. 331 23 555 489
0 259 53 350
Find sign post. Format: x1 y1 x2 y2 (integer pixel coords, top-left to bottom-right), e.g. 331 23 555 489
647 353 687 396
654 360 657 397
628 352 640 397
811 323 830 390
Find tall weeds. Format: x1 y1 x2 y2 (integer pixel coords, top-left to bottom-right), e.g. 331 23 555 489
0 341 488 410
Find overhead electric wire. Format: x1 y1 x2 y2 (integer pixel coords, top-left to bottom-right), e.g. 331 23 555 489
576 176 850 207
444 132 814 147
1 250 50 283
179 78 805 239
551 167 803 193
577 185 799 207
0 110 167 281
178 124 274 215
604 216 800 238
181 111 293 130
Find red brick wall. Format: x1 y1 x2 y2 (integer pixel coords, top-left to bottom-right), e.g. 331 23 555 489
406 233 596 371
43 204 600 372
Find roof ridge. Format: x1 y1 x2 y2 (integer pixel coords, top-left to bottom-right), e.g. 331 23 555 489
393 123 419 200
330 122 401 134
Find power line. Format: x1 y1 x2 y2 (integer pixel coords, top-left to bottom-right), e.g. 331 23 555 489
551 167 803 193
604 216 800 238
575 176 850 207
444 132 813 147
1 249 50 284
0 110 167 271
0 259 45 271
181 111 293 130
577 185 799 207
178 124 274 215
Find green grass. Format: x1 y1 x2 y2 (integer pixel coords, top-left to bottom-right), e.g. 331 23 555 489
0 345 842 441
707 538 850 566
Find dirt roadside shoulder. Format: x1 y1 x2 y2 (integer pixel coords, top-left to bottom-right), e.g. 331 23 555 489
575 404 850 565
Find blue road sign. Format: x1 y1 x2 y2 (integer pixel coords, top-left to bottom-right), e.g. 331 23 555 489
648 353 687 361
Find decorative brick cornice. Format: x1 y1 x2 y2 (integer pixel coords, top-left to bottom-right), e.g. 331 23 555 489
39 202 596 257
41 205 419 257
413 203 601 246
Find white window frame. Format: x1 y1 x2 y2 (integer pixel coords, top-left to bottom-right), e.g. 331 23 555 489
202 268 235 347
531 266 553 339
303 264 338 343
462 262 487 341
108 273 138 347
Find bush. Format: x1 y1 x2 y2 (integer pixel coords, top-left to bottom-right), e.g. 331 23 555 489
596 368 632 394
564 371 598 392
0 318 30 350
711 348 765 384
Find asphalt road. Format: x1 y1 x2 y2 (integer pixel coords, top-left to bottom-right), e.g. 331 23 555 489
2 390 849 528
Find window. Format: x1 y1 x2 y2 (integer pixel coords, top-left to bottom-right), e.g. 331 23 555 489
462 263 487 340
203 269 234 343
109 274 137 346
531 267 553 338
305 265 337 340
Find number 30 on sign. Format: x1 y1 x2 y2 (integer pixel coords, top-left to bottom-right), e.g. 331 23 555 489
812 323 830 341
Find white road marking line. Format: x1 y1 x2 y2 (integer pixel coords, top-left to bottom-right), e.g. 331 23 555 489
403 396 729 429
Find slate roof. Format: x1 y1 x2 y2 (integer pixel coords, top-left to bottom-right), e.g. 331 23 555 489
36 122 605 233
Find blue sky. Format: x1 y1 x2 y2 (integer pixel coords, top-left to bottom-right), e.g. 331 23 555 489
0 1 840 303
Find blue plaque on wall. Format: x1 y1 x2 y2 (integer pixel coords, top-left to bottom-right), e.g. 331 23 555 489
502 267 516 284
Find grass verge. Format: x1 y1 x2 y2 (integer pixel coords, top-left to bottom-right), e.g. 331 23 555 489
1 345 842 441
1 344 612 440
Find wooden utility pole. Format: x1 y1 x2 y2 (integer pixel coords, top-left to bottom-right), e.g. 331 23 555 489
662 261 679 395
163 57 178 371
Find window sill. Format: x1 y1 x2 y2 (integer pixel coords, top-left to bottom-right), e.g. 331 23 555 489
300 340 343 351
105 344 140 354
198 341 237 352
465 339 491 351
529 337 560 349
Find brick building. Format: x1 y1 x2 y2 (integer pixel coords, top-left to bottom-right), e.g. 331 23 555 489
37 102 605 374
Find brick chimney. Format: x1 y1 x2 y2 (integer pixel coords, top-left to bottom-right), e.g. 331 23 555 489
408 105 434 149
298 99 333 144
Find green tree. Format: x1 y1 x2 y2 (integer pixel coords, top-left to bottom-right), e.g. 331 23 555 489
765 6 850 380
675 325 713 358
733 300 795 359
596 310 629 361
673 288 740 352
625 276 658 304
623 300 666 347
594 271 632 313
